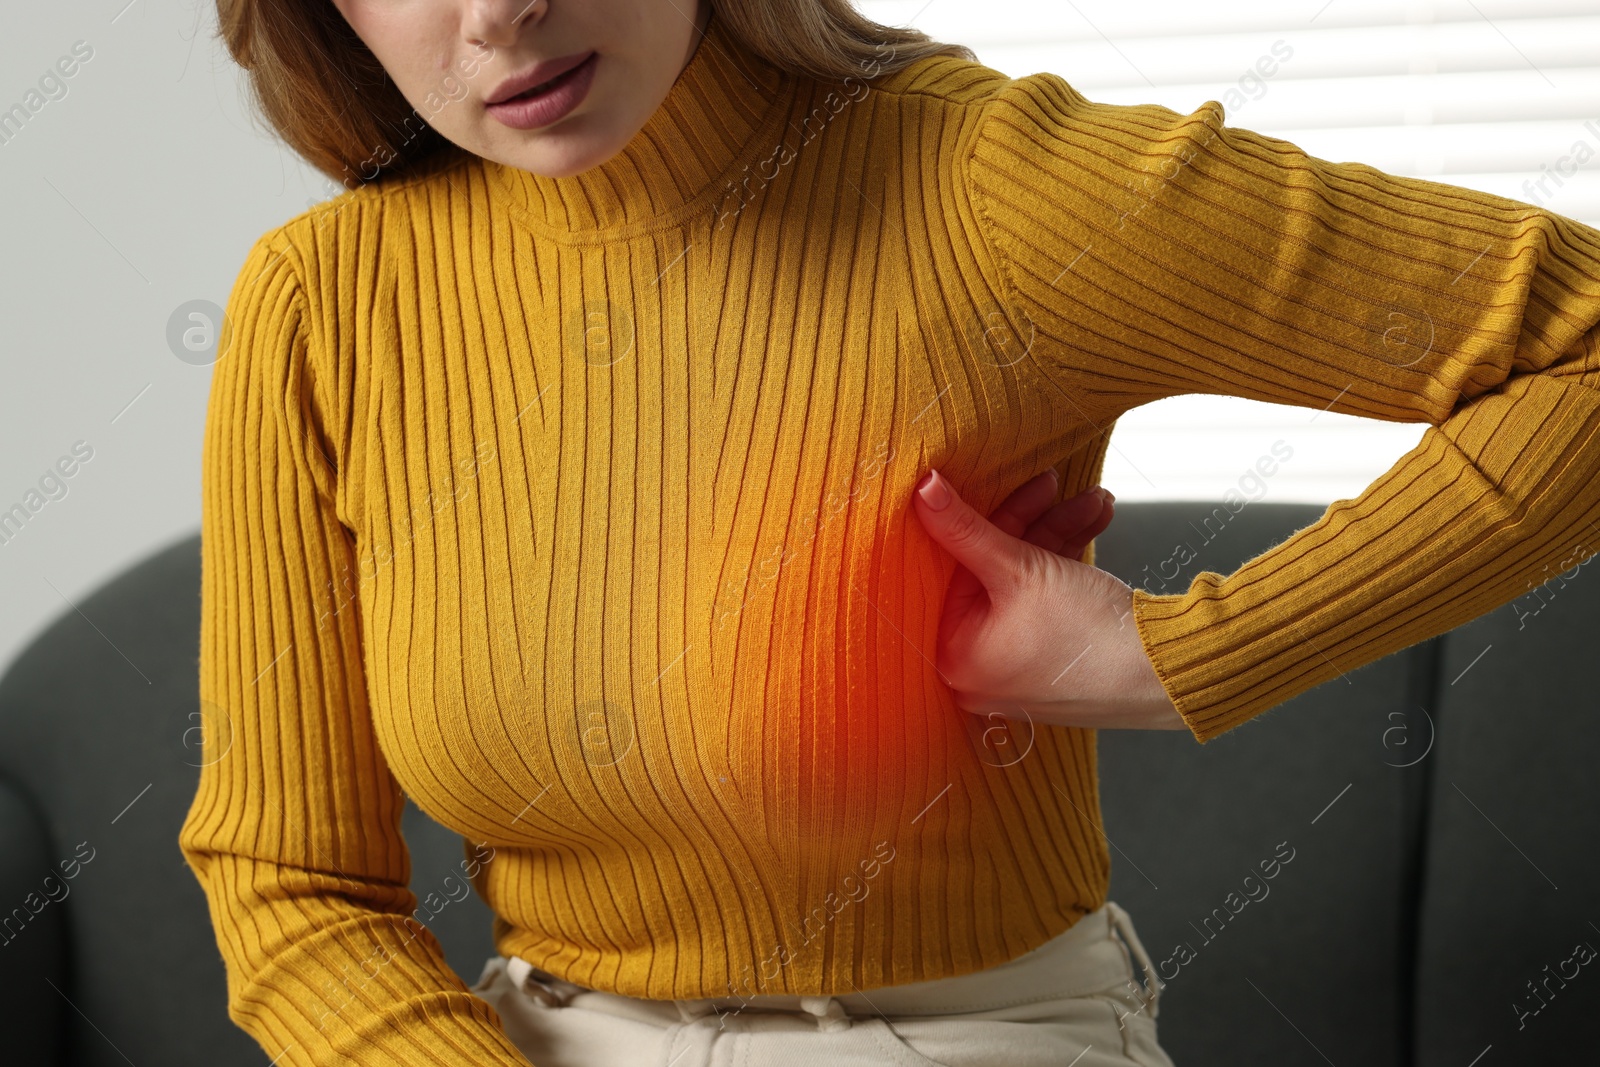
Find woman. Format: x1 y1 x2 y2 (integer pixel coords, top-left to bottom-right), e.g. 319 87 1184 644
180 0 1600 1064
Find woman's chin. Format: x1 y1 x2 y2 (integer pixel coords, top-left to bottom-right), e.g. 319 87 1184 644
477 114 633 180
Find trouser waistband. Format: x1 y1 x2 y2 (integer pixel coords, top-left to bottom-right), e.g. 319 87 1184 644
507 900 1163 1022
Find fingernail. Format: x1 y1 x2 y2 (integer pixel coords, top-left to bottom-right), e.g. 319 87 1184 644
1102 488 1116 503
917 470 951 511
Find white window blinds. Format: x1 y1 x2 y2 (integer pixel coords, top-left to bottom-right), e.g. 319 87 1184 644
860 0 1600 502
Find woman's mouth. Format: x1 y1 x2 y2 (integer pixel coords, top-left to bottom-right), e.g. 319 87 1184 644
504 68 571 101
485 53 599 131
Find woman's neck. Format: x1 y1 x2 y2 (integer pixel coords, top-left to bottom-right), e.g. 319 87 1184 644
481 6 794 238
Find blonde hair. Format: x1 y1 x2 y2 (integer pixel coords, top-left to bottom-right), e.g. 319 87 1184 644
215 0 975 192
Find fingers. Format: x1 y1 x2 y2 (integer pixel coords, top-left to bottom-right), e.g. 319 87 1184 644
989 470 1114 545
916 468 1116 584
1067 493 1114 560
986 469 1059 539
912 469 1031 593
1024 488 1114 559
1060 497 1114 562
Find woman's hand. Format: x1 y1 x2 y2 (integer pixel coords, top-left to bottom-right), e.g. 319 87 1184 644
913 468 1187 732
980 467 1117 566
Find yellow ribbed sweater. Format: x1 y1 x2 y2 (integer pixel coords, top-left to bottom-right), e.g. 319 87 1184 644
180 11 1600 1065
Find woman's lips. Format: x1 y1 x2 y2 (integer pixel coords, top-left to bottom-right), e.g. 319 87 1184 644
485 52 598 130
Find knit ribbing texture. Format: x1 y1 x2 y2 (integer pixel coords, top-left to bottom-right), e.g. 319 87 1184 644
179 9 1600 1064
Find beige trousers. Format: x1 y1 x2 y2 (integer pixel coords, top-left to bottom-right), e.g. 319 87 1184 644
469 900 1177 1066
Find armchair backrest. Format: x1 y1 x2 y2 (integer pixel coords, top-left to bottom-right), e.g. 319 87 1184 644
1 503 1594 1066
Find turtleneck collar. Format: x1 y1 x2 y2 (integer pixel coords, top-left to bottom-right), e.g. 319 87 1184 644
482 8 794 239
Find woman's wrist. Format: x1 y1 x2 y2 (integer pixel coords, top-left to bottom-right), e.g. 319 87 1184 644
1025 583 1187 732
1117 585 1186 729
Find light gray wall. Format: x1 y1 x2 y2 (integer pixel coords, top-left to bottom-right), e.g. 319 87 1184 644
7 0 1599 678
1 1 327 677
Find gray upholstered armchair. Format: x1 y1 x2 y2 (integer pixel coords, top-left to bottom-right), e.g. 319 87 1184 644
2 501 1595 1065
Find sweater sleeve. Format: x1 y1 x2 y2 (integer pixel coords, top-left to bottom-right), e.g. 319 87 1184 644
961 74 1600 743
176 231 532 1065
